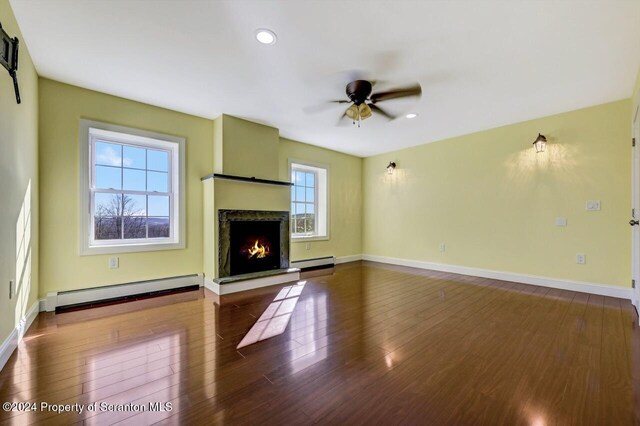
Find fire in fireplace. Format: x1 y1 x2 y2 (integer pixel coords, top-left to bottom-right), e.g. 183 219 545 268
247 239 270 259
230 220 281 276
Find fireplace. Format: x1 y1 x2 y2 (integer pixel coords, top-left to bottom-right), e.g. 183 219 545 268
218 210 290 278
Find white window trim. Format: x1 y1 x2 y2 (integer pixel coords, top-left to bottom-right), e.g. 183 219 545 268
289 159 330 242
79 119 186 255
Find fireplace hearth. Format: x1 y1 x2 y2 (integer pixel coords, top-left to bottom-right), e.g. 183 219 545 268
218 210 290 278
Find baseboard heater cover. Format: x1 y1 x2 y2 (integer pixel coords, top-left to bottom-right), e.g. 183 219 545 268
47 274 203 312
291 256 335 271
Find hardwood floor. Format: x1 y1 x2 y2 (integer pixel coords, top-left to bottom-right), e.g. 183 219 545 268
0 261 638 425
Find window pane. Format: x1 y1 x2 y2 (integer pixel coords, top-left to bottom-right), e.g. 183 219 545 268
305 187 315 203
95 141 122 167
123 216 146 239
148 195 169 216
95 193 121 216
123 146 145 169
295 218 305 234
148 217 170 238
148 171 168 192
123 169 145 191
95 165 121 190
94 193 122 240
294 171 305 186
305 203 315 215
305 214 315 233
94 216 121 240
305 172 315 187
295 186 305 202
123 194 146 216
147 149 168 172
294 203 305 216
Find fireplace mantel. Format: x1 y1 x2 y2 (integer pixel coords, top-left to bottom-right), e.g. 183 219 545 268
201 173 293 187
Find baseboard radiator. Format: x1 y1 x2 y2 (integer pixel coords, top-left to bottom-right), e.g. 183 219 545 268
46 274 203 312
290 256 335 271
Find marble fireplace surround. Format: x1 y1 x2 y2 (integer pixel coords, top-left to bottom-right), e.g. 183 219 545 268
218 209 290 278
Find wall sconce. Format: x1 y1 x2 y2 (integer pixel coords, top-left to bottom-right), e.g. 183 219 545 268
532 133 547 153
387 161 396 175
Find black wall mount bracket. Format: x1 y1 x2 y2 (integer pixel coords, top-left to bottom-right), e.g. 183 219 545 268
0 20 20 104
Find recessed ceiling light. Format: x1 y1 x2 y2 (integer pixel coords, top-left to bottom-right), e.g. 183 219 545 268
255 29 277 45
405 113 418 119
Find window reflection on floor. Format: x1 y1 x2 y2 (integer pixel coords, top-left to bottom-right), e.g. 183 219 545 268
237 281 307 349
86 333 181 409
289 291 328 374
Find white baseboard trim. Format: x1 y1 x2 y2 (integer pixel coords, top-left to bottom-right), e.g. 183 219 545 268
204 270 301 295
362 254 633 300
0 300 40 372
47 273 203 312
335 254 363 264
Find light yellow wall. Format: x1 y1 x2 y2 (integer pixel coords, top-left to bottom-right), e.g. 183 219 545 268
0 0 39 341
279 137 363 261
215 114 280 180
38 78 214 296
363 100 631 288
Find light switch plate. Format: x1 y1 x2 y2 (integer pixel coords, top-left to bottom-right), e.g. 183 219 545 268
586 200 601 211
555 217 567 227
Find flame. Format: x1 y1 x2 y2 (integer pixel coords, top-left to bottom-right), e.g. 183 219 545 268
248 240 269 259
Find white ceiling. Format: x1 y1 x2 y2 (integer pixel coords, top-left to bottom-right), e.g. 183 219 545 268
10 0 640 157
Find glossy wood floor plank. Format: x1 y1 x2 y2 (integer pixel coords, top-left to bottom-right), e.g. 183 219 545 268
0 261 638 425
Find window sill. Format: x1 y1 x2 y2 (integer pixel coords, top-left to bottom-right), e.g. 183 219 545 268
291 235 329 242
80 241 184 256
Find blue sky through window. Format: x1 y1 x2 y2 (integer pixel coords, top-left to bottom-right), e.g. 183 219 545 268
95 140 169 192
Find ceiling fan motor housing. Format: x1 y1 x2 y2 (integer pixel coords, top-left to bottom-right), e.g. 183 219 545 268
346 80 373 105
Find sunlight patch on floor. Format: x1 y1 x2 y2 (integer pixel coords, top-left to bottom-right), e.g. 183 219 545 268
237 281 306 349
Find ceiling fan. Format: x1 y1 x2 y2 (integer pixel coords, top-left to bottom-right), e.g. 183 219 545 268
313 79 422 127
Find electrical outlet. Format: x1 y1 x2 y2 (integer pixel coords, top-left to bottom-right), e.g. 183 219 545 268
555 217 567 227
439 243 446 252
576 253 586 264
9 280 13 299
109 257 119 269
305 243 310 251
586 200 601 211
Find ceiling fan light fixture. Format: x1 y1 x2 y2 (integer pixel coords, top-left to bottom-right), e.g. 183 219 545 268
255 28 277 45
405 113 418 119
346 104 359 120
358 103 372 120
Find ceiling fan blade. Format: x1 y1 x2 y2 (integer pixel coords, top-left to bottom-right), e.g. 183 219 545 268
370 84 422 103
369 104 396 120
303 100 351 114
